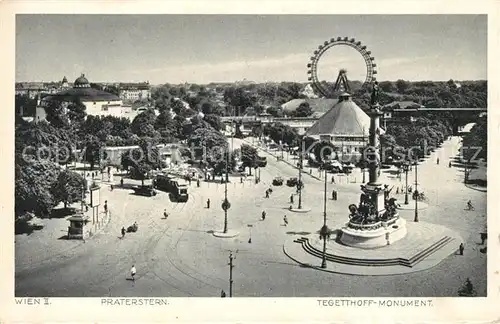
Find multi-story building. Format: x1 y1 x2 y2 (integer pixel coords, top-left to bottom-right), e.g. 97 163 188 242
118 82 151 101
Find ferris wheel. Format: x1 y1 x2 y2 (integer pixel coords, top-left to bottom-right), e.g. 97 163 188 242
307 37 377 98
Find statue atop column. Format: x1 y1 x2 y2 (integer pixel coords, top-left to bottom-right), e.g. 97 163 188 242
370 81 380 106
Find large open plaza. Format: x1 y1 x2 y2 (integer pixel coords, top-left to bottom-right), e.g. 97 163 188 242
15 135 487 297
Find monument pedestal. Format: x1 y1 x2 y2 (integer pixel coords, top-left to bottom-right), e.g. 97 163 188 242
340 217 407 249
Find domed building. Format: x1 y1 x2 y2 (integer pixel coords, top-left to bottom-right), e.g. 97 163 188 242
36 74 127 122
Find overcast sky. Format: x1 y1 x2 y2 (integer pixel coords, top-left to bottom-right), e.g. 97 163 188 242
16 14 487 84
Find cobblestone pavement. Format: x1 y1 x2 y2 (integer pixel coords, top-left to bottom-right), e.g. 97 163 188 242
15 136 487 297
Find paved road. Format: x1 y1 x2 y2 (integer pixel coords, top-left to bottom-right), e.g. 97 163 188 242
15 136 486 297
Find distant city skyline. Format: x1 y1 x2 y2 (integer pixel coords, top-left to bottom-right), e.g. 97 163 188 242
16 15 487 84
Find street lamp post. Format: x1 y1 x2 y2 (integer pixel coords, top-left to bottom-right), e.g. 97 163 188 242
223 151 230 233
298 141 303 210
403 162 409 205
321 164 328 268
414 159 419 222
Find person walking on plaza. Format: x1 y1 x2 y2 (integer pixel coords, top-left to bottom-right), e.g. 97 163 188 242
188 177 192 186
130 265 136 281
290 194 294 204
449 161 452 168
331 176 335 184
466 200 474 211
437 157 440 165
197 178 200 187
110 184 114 191
396 187 399 195
104 200 108 215
265 189 270 198
120 178 124 187
221 290 226 298
459 243 465 255
261 210 266 221
283 215 288 226
240 176 243 184
206 199 211 209
163 209 169 219
121 227 126 238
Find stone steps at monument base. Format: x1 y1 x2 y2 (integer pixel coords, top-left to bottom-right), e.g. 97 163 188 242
293 235 455 268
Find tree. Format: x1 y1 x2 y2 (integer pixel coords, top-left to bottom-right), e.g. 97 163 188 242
203 114 222 131
187 124 228 161
378 81 395 93
66 99 87 125
266 106 283 117
83 135 105 170
293 102 313 117
154 110 174 142
395 79 411 94
44 100 70 128
51 170 86 209
240 144 259 174
15 159 61 217
131 108 160 138
15 94 37 116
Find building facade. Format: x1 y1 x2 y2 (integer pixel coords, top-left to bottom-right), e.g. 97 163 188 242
118 82 151 101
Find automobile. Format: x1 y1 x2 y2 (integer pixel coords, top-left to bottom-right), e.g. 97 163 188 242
256 156 267 167
322 162 342 173
272 176 284 186
133 185 157 197
341 163 354 174
286 177 302 188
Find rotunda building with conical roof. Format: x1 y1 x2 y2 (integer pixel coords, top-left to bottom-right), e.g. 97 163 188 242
304 92 375 160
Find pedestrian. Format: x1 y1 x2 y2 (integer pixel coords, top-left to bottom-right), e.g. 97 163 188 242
207 199 211 209
480 232 487 245
331 176 335 184
289 205 292 210
120 178 124 187
130 265 136 281
197 179 200 187
240 176 243 183
332 190 335 200
104 200 108 214
290 194 294 204
309 168 312 174
163 209 169 219
188 178 192 185
265 190 269 198
110 184 114 191
85 204 89 212
221 290 226 298
449 161 452 168
334 190 338 201
396 187 399 195
437 157 440 165
261 210 266 220
283 215 288 226
108 166 111 174
459 243 465 255
121 227 126 238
